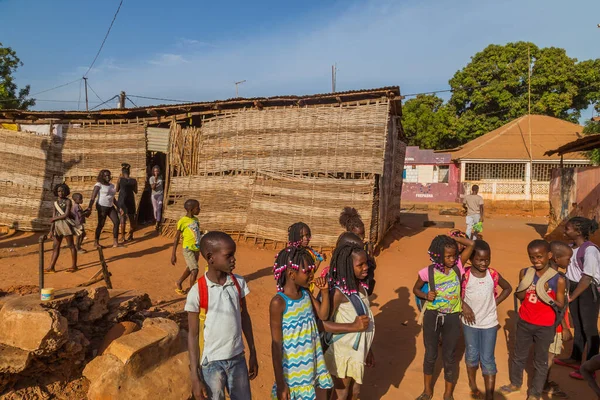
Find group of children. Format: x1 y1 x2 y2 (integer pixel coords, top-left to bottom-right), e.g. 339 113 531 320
176 204 375 399
413 216 600 400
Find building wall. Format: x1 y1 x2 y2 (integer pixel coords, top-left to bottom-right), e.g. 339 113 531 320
401 163 460 203
547 166 600 244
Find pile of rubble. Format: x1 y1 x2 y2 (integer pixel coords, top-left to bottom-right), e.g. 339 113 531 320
0 287 191 399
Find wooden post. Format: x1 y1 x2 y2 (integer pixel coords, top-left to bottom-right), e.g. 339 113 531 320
83 77 89 112
118 91 126 109
97 247 113 289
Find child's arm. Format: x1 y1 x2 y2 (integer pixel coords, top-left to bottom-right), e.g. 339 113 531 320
555 275 567 309
309 277 330 320
240 296 258 380
569 274 594 302
187 312 208 400
515 269 527 301
51 199 72 222
413 276 436 302
171 231 181 265
270 295 290 400
450 233 475 265
322 290 369 333
495 273 513 305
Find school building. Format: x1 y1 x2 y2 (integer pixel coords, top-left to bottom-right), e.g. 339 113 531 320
446 115 591 203
401 146 460 203
0 87 406 248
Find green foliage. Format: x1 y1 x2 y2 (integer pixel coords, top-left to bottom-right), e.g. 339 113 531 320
402 41 600 150
0 43 35 110
583 120 600 165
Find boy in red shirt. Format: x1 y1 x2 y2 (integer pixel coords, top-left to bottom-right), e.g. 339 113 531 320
500 240 567 400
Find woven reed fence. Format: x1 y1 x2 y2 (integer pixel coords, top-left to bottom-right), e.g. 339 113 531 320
0 122 146 232
163 100 405 248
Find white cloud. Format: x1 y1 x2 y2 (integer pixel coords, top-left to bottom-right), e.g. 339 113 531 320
148 53 188 67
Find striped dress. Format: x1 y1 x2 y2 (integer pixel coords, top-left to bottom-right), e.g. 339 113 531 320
272 290 333 399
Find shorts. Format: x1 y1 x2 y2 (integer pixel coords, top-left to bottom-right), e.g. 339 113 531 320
182 248 199 271
548 332 563 355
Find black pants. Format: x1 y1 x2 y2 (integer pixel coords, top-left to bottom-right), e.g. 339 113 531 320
95 204 119 240
423 310 461 383
509 319 554 397
569 280 600 362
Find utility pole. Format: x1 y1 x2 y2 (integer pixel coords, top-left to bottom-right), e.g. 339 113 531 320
83 77 89 111
235 80 246 98
331 64 337 93
118 91 126 108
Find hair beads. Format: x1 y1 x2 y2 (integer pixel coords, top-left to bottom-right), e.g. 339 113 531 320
327 243 368 296
273 246 316 292
428 235 459 273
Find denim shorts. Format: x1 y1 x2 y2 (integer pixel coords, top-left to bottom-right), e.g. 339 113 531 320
201 352 251 400
463 324 498 375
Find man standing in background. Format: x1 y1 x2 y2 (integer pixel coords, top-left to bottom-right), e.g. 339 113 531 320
463 185 484 239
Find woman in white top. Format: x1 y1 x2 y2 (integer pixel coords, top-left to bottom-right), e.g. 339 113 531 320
462 240 512 400
149 165 164 232
557 217 600 379
86 169 120 248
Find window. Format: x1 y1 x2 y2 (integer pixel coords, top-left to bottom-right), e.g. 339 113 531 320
438 165 449 183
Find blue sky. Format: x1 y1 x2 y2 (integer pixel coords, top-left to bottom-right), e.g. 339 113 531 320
2 0 599 113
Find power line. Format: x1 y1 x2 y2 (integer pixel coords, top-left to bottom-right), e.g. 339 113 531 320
77 79 83 110
127 94 196 103
86 82 105 103
89 95 119 111
83 0 124 78
30 78 82 96
125 96 138 108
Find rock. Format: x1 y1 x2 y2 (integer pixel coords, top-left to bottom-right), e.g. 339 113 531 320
80 287 109 322
84 318 190 400
105 290 152 322
66 307 79 324
97 321 140 356
0 344 31 374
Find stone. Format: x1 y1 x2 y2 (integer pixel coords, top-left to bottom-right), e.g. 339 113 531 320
80 287 109 322
66 307 79 324
0 344 31 374
0 296 69 354
97 321 140 356
105 290 152 322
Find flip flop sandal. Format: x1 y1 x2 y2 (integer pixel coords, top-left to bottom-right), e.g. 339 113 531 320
569 369 592 380
554 359 581 370
175 288 187 296
65 268 78 273
416 394 432 400
44 269 56 274
470 389 484 399
499 385 521 396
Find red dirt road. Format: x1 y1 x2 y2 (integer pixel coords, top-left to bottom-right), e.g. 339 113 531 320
0 212 594 399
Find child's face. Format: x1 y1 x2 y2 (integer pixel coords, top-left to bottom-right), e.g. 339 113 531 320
192 204 201 216
471 249 491 272
553 249 573 270
57 187 67 199
564 222 580 241
292 259 313 289
74 197 83 205
299 227 311 247
528 246 552 270
208 240 237 273
153 168 160 177
352 226 365 240
352 250 369 280
442 246 457 268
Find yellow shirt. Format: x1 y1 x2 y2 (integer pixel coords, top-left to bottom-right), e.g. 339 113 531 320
177 216 201 251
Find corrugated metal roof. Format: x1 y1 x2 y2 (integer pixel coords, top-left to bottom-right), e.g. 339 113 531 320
545 134 600 156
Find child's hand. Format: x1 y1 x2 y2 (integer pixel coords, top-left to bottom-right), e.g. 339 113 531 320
426 291 437 302
562 329 573 342
313 277 329 291
366 349 375 367
171 254 177 266
276 383 291 400
352 315 370 332
462 303 476 325
248 352 259 380
191 375 208 399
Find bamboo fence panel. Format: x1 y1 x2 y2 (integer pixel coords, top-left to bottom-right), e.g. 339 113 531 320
163 100 402 248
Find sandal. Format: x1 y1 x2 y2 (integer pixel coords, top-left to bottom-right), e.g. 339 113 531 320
44 269 56 274
499 384 521 395
65 267 78 273
470 389 484 399
175 288 187 296
554 358 580 370
416 394 432 400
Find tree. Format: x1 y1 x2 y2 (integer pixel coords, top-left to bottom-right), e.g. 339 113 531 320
583 120 600 165
0 43 35 110
401 42 600 149
401 94 458 149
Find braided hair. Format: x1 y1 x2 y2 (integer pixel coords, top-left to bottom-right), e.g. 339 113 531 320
339 207 365 234
428 235 459 272
568 216 599 240
288 222 311 247
52 183 71 197
328 243 368 295
273 245 316 292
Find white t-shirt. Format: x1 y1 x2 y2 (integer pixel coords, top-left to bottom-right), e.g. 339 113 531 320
462 270 498 329
94 182 116 207
566 245 600 285
184 273 250 363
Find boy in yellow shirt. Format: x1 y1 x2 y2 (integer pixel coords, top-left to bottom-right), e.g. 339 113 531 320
171 199 202 295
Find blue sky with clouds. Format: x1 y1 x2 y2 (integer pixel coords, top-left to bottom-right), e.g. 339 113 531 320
2 0 599 112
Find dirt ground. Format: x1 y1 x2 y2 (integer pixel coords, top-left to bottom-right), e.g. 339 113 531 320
0 211 595 399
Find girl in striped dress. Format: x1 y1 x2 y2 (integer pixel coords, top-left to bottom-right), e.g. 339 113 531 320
270 246 333 400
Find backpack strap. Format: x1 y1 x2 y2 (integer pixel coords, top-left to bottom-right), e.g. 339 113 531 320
461 267 471 300
575 242 599 302
489 268 500 298
325 288 368 350
197 275 209 362
515 267 535 313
